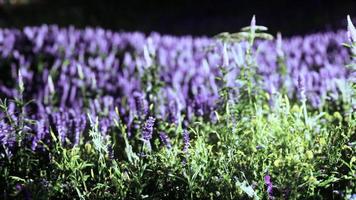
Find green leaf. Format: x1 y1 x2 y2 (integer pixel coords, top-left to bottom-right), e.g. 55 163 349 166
9 176 26 183
241 25 268 32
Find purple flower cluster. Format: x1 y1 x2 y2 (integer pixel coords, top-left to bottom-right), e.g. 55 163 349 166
0 25 353 149
49 109 87 146
159 132 171 149
256 31 350 106
0 120 15 149
142 116 155 141
31 119 48 150
264 175 273 199
133 92 148 118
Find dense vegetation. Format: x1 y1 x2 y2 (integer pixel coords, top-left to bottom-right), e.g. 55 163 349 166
0 16 355 199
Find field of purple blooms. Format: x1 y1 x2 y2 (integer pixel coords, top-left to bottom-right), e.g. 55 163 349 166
0 16 355 199
0 26 351 137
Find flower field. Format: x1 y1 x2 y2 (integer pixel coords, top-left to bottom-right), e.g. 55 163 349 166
0 16 355 199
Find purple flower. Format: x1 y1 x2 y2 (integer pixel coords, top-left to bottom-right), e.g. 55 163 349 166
31 119 48 151
159 132 171 149
264 175 273 199
133 92 148 117
142 116 155 141
15 184 22 191
73 114 86 146
55 114 67 143
0 120 15 148
99 118 110 134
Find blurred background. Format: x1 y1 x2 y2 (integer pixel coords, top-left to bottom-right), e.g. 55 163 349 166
0 0 355 37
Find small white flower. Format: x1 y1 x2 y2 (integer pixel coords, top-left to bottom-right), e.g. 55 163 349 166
18 69 24 93
223 42 229 66
347 15 356 43
250 15 256 32
76 64 84 80
146 37 155 56
143 45 152 67
47 75 55 94
276 32 284 58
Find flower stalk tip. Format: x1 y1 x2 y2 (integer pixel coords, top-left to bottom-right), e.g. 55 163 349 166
347 15 356 43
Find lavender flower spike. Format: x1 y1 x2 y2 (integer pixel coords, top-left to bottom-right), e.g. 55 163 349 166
182 129 190 153
134 92 148 117
347 15 356 43
264 175 273 199
142 116 155 141
159 132 171 149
